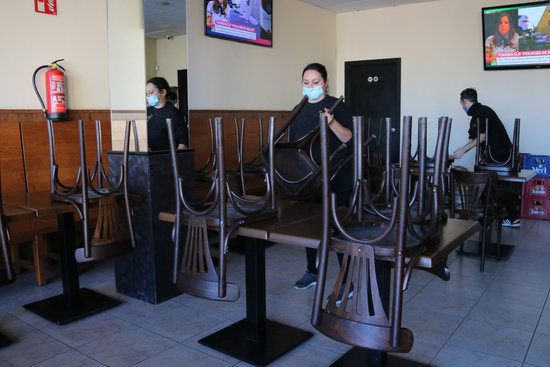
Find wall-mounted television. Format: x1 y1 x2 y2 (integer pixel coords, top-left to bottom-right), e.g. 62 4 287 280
204 0 272 47
482 1 550 70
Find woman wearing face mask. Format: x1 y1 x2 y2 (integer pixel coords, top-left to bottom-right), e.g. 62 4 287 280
290 63 354 291
146 77 189 151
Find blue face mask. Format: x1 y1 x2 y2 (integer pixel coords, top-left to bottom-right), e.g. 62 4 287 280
147 95 160 107
302 85 324 101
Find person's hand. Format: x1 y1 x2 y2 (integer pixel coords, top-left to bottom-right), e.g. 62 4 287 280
451 148 466 160
322 108 334 126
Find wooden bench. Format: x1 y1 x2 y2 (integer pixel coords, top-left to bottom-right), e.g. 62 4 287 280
0 116 111 285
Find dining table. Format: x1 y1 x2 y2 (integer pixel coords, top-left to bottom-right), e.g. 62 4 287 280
4 191 121 325
160 200 480 367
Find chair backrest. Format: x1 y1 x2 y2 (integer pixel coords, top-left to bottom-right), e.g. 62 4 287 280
168 116 275 301
450 168 497 220
263 96 351 200
475 118 520 173
312 115 448 353
48 119 135 262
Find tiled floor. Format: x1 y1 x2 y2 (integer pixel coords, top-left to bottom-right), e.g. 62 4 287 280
1 218 549 366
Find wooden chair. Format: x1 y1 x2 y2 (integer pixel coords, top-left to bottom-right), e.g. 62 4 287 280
48 119 135 263
475 118 520 173
167 116 276 301
262 96 353 201
450 168 502 272
312 115 448 353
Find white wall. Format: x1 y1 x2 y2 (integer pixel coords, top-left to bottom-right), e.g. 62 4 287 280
186 0 337 110
156 35 188 86
336 0 550 168
0 0 110 110
107 0 146 113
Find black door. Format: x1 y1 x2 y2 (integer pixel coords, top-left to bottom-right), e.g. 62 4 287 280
345 58 401 163
177 69 189 127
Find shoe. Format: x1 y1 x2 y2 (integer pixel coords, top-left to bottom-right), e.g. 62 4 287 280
294 272 317 290
328 283 354 307
502 218 520 228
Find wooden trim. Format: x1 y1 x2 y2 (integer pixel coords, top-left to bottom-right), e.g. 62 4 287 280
0 109 111 122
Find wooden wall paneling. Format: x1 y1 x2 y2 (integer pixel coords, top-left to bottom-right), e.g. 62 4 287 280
189 110 291 171
20 119 112 193
0 121 26 196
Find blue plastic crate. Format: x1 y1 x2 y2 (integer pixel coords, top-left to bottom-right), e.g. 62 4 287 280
523 155 550 178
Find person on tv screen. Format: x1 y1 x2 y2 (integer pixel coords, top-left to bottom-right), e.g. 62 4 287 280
206 0 230 30
451 88 519 227
485 13 520 62
146 77 189 151
291 63 354 292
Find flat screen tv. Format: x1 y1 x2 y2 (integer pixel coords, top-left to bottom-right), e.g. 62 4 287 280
482 1 550 70
204 0 272 47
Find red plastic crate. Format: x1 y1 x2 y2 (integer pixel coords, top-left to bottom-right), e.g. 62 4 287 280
521 198 550 220
522 177 550 199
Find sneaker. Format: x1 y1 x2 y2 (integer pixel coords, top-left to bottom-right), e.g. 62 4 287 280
502 218 521 228
294 272 317 290
328 283 354 307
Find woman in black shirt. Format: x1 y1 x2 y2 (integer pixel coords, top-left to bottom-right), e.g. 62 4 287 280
291 63 354 291
146 77 189 151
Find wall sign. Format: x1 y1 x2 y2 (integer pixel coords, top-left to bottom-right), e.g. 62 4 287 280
35 0 57 15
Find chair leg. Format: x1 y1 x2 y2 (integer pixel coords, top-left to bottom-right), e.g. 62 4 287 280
10 244 22 275
32 235 48 286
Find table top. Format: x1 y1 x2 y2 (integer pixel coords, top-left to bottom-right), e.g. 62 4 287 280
2 203 36 222
160 201 479 270
4 191 75 217
494 169 537 183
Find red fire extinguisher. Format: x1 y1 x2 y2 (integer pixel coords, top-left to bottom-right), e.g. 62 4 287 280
32 59 67 121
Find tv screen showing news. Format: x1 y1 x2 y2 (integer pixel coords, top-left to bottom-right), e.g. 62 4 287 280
204 0 272 47
482 1 550 70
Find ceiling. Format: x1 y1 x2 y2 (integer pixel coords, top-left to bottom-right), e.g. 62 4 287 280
143 0 438 39
144 0 187 39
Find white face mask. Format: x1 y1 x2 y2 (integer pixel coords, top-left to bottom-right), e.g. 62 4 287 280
302 84 324 100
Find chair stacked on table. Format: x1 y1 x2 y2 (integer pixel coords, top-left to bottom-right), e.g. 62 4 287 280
312 114 450 353
47 119 136 263
167 116 277 301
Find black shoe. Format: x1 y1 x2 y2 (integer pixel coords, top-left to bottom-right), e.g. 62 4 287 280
294 272 317 290
328 283 354 306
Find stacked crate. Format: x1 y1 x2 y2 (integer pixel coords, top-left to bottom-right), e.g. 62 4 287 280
521 155 550 220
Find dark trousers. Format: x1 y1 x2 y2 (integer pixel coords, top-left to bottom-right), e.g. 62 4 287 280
305 188 350 275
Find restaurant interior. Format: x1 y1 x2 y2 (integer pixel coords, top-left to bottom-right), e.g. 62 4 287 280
1 0 550 366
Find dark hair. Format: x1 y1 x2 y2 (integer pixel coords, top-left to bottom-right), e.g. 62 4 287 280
302 63 328 82
147 77 177 102
460 88 478 103
213 0 228 16
492 13 518 47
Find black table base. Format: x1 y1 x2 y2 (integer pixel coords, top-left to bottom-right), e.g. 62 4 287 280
23 212 121 325
199 318 312 366
23 288 120 325
0 331 12 347
198 237 312 366
332 347 431 367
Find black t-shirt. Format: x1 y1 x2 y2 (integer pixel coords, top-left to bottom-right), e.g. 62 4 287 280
288 95 354 195
467 102 512 162
147 102 189 151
